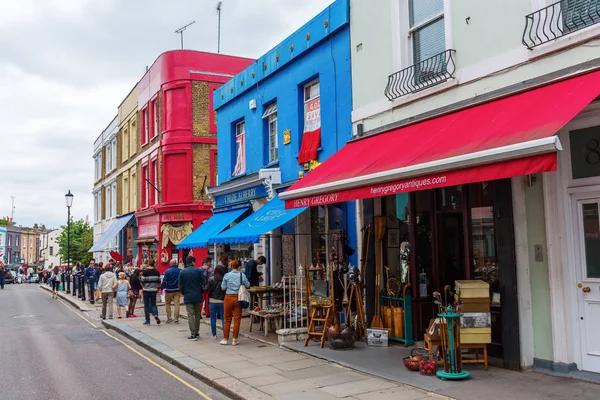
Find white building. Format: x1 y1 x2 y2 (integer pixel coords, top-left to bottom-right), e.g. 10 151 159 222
91 116 119 263
41 228 63 268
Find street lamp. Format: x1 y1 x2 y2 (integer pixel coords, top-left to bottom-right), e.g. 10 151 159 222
65 190 74 294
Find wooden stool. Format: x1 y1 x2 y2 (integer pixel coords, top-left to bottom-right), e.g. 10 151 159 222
459 343 488 371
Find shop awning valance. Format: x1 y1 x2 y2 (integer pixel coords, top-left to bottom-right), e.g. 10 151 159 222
176 207 249 249
89 213 135 252
280 70 600 208
209 196 307 245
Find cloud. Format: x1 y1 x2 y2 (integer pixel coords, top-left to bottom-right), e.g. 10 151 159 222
0 0 334 229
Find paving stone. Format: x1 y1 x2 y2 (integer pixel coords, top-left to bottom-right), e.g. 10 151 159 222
272 358 326 372
229 365 282 379
275 388 338 400
241 373 290 387
163 350 187 359
354 386 433 400
260 378 323 396
214 376 273 400
192 366 229 382
173 356 206 371
306 370 372 388
210 360 258 375
279 364 346 380
320 378 398 398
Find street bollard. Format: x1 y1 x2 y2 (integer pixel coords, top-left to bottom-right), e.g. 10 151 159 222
66 272 71 295
81 276 87 302
89 276 95 305
61 272 66 292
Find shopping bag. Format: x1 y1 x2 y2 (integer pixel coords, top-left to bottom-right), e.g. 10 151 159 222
237 273 250 309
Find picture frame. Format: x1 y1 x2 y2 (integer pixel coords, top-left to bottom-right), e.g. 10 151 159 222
387 229 400 248
492 292 501 305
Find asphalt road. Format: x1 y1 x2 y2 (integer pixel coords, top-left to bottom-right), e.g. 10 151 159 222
0 284 231 400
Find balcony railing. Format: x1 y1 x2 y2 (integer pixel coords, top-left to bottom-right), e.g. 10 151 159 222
523 0 600 49
384 49 456 101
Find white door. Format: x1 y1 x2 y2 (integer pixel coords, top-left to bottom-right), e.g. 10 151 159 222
572 193 600 373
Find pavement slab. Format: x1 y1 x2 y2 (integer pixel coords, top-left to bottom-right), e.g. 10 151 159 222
320 377 399 398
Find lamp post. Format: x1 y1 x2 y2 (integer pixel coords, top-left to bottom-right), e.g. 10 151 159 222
65 190 74 294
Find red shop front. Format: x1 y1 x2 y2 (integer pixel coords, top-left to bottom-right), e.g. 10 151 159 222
136 205 211 273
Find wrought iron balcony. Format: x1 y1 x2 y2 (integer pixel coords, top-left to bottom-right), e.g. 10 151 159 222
384 49 456 101
523 0 600 49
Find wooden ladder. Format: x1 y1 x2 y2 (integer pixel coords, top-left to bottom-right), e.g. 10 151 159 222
304 305 333 348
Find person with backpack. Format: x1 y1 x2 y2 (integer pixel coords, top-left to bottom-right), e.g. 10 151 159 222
178 255 205 341
220 259 250 346
51 266 61 299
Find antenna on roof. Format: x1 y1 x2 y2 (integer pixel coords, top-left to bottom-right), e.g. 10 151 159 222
175 21 196 50
216 2 222 53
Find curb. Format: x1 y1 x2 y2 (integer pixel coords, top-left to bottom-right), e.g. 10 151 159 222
102 319 264 400
39 285 96 311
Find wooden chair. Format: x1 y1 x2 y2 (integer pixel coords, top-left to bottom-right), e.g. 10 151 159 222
424 319 444 365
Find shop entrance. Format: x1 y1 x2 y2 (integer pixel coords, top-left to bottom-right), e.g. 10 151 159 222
571 192 600 373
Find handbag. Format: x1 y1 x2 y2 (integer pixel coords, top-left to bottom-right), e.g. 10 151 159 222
237 273 250 309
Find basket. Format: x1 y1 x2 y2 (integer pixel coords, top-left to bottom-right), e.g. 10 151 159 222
402 348 428 371
419 358 438 376
327 327 356 350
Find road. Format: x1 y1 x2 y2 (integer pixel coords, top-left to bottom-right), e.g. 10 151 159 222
0 283 231 400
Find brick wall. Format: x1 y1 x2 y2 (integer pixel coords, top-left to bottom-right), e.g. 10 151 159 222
192 81 221 138
192 143 215 203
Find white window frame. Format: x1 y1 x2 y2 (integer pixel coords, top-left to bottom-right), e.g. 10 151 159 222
7 235 11 246
143 166 149 208
131 120 137 155
123 176 129 213
153 161 159 205
153 100 159 138
106 185 112 218
106 145 112 174
132 171 137 210
262 103 278 164
143 108 149 144
111 139 117 171
16 236 19 247
407 0 445 65
112 181 117 217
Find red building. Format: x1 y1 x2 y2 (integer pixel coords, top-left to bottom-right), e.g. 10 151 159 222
134 50 254 272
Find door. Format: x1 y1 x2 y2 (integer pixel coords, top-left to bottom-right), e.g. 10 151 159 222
572 193 600 373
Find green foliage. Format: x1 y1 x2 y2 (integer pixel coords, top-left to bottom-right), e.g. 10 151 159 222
57 219 94 265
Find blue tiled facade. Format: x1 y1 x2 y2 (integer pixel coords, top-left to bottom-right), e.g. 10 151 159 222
213 0 357 266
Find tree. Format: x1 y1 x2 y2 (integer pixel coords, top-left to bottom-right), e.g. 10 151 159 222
57 219 94 266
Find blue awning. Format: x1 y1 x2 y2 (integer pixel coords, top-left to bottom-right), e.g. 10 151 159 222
89 213 135 252
177 207 249 249
209 196 307 245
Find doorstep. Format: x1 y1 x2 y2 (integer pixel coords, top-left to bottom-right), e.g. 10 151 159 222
282 340 600 400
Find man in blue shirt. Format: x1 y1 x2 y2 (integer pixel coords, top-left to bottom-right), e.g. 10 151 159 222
84 259 100 303
162 259 182 324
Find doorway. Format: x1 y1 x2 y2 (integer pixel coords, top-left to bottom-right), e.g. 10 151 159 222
571 192 600 373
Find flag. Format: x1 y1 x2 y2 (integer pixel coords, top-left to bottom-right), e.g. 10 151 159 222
233 132 246 176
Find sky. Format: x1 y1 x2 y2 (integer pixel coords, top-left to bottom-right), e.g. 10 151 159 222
0 0 334 230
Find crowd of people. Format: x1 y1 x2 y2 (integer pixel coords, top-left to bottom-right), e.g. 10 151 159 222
42 253 267 346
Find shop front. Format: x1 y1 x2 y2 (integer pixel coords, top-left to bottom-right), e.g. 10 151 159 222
136 206 211 273
280 70 600 370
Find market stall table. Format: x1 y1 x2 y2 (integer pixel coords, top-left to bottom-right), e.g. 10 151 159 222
248 310 284 337
249 287 283 314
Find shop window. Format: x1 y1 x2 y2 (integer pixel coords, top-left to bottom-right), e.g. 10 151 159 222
298 80 321 165
469 182 497 285
415 190 434 298
233 120 246 177
383 194 411 286
570 125 600 179
262 102 278 164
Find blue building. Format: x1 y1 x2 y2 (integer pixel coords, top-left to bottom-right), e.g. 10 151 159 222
179 0 356 283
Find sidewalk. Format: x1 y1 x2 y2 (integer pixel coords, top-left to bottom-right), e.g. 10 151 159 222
42 285 600 400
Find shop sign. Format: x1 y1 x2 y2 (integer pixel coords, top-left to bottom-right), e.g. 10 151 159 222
214 185 267 208
161 222 193 248
138 223 159 238
161 212 191 223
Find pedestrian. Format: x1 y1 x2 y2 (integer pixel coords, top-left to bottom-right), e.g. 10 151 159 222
113 272 131 319
128 269 143 318
217 253 230 270
84 259 100 302
141 259 161 326
178 255 205 341
98 265 117 320
200 258 213 318
0 263 6 289
208 265 227 339
220 259 250 346
245 256 266 287
51 265 61 299
72 261 82 293
162 259 181 324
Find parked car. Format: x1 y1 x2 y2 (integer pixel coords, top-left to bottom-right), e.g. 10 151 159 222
5 264 17 284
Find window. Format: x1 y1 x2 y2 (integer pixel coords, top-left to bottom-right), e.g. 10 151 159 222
409 0 445 78
111 139 117 170
262 103 278 163
106 185 112 218
153 160 159 205
562 0 600 32
29 237 33 248
132 172 137 210
94 193 98 222
131 120 137 155
49 246 53 256
298 80 321 164
94 152 102 181
123 176 129 213
233 121 246 177
142 165 149 208
7 234 11 246
123 128 129 162
149 159 157 206
152 100 159 139
16 236 19 247
141 108 149 145
105 144 112 174
112 182 117 217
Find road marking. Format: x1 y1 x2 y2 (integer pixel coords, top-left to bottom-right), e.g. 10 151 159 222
46 290 213 400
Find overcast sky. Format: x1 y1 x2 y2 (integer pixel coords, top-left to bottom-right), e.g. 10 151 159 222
0 0 333 229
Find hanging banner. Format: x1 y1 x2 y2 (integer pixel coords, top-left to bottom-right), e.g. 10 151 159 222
298 97 321 164
161 222 194 248
233 132 246 176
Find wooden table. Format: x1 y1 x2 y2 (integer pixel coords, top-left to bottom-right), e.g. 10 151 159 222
248 311 284 337
249 287 283 322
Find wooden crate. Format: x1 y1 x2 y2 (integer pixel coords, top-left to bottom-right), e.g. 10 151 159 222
460 327 491 344
459 297 490 313
455 280 489 299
